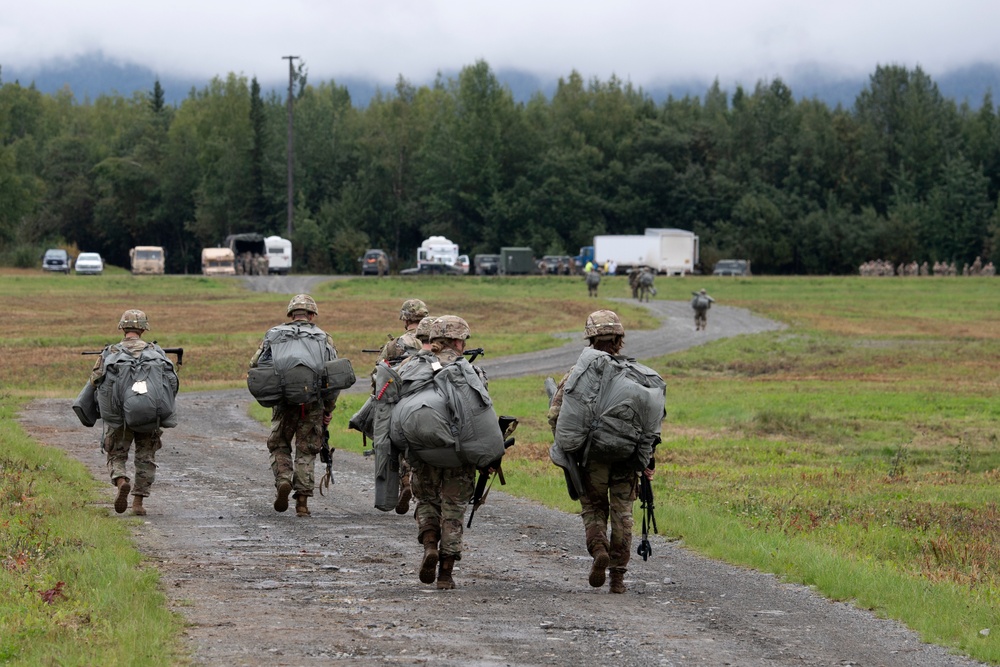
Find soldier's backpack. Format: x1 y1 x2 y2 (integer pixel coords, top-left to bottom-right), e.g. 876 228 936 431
96 343 179 432
554 347 665 470
639 271 654 287
585 270 601 287
247 322 355 407
692 295 710 310
389 354 505 469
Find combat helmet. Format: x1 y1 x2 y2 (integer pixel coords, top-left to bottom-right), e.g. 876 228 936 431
118 309 150 331
429 315 471 341
287 294 318 317
399 298 429 321
583 309 624 339
415 316 435 343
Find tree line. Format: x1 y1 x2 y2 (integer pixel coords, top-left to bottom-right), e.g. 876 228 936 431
1 60 998 274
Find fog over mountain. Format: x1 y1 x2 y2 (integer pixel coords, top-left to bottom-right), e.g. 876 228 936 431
5 52 1000 110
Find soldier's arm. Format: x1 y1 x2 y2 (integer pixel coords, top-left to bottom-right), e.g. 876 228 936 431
546 372 571 434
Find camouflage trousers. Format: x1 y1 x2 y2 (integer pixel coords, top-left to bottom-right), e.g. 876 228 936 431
580 461 638 572
267 403 325 498
410 459 475 559
399 457 412 494
694 309 708 330
104 425 163 497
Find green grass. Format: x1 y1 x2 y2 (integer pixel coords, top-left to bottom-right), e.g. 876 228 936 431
0 392 186 665
4 271 1000 663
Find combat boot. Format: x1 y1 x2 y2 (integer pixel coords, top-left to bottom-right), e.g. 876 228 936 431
437 555 456 590
609 569 626 594
588 545 610 588
131 495 146 516
114 477 131 514
395 481 412 515
274 481 292 512
419 531 439 584
295 495 310 517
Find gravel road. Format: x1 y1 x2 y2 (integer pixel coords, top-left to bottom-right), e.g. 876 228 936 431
18 277 985 666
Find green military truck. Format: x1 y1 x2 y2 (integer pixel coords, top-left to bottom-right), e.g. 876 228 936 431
500 247 535 275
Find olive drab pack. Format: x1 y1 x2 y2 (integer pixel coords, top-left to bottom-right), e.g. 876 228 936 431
639 271 654 287
554 347 665 470
367 359 412 511
389 353 505 469
692 295 710 310
96 343 179 432
246 323 354 407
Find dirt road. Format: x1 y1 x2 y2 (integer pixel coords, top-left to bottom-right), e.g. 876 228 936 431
19 282 984 666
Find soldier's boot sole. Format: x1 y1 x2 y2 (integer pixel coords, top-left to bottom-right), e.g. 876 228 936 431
274 481 292 512
394 487 412 515
588 551 610 588
419 544 439 584
114 479 131 514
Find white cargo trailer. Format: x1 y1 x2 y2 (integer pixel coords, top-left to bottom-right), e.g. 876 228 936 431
644 228 699 275
593 228 698 275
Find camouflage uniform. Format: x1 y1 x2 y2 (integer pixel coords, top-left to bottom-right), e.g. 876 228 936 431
692 289 714 331
409 316 486 589
374 299 429 514
250 294 338 516
548 310 654 594
90 310 168 515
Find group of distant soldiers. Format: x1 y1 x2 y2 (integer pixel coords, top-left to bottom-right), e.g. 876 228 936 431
236 252 269 276
859 257 995 277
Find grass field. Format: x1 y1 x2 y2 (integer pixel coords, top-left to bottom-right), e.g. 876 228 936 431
1 269 998 664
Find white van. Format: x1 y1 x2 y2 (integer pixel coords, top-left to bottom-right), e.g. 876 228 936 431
264 236 292 274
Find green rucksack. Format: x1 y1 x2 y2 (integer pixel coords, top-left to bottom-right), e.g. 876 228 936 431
247 322 354 407
554 347 665 470
96 343 179 432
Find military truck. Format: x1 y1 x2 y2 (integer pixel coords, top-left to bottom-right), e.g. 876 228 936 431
201 247 236 275
499 247 535 275
129 246 165 275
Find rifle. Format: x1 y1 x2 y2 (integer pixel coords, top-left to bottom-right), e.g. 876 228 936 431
82 343 184 366
545 377 585 500
318 427 334 495
467 415 518 528
636 473 658 561
463 347 485 363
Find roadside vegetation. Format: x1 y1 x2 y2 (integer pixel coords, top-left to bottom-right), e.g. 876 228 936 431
1 270 998 663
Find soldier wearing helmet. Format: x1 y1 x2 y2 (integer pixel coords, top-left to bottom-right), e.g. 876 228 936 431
414 316 435 351
547 310 657 594
90 309 175 516
250 294 339 518
410 314 487 590
690 288 715 331
371 299 430 515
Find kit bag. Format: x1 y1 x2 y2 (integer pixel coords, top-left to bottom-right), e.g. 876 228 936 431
247 323 353 407
97 343 179 432
554 347 664 470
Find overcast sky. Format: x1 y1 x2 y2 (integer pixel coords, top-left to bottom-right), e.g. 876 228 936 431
2 1 998 87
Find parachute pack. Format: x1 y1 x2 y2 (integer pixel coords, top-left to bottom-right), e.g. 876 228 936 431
692 295 711 310
554 347 665 470
247 322 355 407
389 354 505 469
96 343 179 432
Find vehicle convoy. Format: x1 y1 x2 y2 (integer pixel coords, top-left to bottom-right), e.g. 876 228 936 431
129 246 165 274
593 228 698 275
74 252 104 275
201 247 236 276
42 248 72 274
264 236 292 274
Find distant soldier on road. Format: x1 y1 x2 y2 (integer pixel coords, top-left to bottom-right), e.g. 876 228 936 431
691 288 715 331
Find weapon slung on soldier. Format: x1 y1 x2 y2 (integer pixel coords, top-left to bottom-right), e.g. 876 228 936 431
467 415 517 528
545 377 585 500
463 347 485 363
319 427 334 495
636 473 658 561
82 344 184 365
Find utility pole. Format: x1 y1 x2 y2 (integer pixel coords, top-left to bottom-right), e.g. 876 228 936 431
282 55 298 239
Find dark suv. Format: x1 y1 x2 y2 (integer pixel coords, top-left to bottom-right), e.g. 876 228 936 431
360 249 389 275
474 254 500 275
42 248 72 274
712 259 751 276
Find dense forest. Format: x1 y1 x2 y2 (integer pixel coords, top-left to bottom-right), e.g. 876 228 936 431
1 59 998 274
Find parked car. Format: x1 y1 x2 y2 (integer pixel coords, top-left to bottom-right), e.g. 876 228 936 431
74 252 104 275
474 254 500 275
712 259 751 276
42 248 72 274
360 249 389 275
540 255 574 274
400 262 463 276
